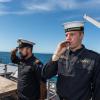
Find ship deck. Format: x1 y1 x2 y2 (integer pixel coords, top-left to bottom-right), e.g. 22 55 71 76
0 63 59 100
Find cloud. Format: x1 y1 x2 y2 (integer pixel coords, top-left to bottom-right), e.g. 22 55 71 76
24 0 55 12
24 0 77 12
0 0 12 3
0 0 100 15
24 0 100 12
0 3 8 15
25 4 53 12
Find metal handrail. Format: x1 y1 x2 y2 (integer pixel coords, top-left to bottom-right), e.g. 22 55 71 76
0 64 8 78
47 79 57 100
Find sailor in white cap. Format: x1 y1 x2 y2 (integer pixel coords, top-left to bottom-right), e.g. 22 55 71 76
43 21 100 100
11 39 45 100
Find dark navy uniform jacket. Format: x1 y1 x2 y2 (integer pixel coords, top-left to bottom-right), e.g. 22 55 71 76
43 45 100 100
11 54 43 100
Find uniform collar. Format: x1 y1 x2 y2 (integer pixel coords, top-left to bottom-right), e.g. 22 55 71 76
26 54 36 62
70 45 85 55
21 54 36 63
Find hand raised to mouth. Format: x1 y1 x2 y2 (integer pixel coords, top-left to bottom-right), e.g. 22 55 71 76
52 41 70 61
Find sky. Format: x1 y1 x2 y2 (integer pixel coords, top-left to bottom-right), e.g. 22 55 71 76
0 0 100 53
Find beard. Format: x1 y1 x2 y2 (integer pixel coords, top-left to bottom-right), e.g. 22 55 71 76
19 52 28 59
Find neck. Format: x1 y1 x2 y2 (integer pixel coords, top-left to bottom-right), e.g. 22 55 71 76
71 44 82 52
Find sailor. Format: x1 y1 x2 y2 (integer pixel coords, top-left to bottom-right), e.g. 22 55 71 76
43 21 100 100
11 39 45 100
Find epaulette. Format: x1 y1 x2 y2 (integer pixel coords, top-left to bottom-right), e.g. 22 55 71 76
34 59 40 64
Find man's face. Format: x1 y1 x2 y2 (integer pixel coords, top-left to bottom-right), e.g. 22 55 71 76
18 47 29 58
65 31 83 49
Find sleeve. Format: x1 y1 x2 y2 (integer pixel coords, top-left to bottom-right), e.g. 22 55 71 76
11 52 20 64
33 60 47 100
33 59 44 81
92 55 100 100
42 60 58 79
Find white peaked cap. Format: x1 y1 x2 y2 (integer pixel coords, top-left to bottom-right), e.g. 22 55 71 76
64 21 84 30
17 39 35 45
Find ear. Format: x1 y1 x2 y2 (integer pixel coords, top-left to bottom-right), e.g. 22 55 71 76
80 32 84 40
26 48 30 53
28 48 32 53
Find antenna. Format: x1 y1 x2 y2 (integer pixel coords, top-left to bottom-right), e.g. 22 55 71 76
83 14 100 28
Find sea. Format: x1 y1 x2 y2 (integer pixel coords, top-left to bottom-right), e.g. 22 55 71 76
0 52 52 64
0 52 57 80
0 52 58 99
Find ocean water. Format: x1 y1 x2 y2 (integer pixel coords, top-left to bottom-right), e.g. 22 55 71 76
0 52 57 80
0 52 52 64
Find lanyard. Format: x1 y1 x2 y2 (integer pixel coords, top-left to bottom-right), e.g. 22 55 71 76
65 48 85 76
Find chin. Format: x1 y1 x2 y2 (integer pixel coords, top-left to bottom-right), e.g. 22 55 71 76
70 45 76 50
